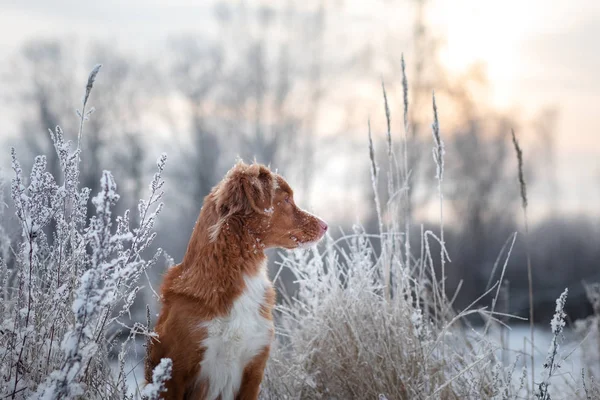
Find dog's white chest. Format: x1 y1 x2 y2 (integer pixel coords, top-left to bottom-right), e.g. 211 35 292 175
199 270 273 400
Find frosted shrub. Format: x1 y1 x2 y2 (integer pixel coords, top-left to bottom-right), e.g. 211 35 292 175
262 62 510 400
536 289 568 400
0 66 167 399
264 227 513 399
261 57 584 400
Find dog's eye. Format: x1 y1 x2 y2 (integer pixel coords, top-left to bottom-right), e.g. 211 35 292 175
284 196 291 204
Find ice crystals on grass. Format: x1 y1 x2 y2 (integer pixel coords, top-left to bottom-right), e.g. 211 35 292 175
537 288 569 400
1 65 168 399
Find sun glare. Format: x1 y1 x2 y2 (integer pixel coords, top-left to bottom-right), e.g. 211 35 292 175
429 0 531 107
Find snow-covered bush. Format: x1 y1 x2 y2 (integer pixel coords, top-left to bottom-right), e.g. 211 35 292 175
537 289 568 400
141 358 172 400
0 66 167 399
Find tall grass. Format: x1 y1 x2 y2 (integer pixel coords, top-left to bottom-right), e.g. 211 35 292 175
261 64 596 399
511 128 536 392
0 66 166 399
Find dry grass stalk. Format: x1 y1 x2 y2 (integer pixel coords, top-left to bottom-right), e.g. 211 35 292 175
511 128 535 392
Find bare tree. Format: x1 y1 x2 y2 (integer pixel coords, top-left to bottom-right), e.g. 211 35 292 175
17 41 76 181
12 40 157 223
214 2 306 169
169 37 224 200
533 106 560 214
445 116 519 308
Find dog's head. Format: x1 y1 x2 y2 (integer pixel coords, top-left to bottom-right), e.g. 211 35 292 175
209 161 327 249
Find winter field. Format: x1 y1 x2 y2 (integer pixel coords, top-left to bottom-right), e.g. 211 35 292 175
2 64 600 400
114 326 588 398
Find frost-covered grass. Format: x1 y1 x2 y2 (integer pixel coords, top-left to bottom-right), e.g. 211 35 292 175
260 58 600 399
0 66 166 399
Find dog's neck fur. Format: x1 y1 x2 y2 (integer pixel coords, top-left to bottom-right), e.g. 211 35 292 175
166 202 268 318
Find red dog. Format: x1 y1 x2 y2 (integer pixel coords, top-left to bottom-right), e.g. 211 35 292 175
145 162 327 399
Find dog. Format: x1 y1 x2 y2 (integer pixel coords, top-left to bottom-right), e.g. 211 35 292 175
145 161 328 399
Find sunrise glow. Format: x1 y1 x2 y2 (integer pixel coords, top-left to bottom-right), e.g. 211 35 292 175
430 0 533 107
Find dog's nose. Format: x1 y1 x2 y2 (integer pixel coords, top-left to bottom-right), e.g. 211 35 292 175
318 219 328 232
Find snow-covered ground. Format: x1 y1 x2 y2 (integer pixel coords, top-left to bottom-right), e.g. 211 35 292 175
478 323 589 396
121 324 589 398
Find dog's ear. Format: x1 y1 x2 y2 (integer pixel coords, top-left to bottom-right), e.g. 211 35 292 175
213 162 274 218
209 162 274 241
242 164 274 215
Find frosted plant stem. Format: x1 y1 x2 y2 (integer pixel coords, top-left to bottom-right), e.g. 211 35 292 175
511 129 534 391
431 92 446 303
382 80 394 300
401 54 411 274
483 232 517 337
77 64 102 156
368 119 388 297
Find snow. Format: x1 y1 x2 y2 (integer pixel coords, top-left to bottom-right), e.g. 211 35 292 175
483 322 585 394
142 358 172 399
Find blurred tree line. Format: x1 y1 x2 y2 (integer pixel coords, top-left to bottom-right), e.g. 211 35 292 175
1 0 597 324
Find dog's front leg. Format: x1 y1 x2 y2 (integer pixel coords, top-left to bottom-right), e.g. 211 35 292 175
236 346 270 400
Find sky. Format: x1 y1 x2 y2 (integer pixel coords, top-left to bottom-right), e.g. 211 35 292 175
0 0 598 218
429 0 600 216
